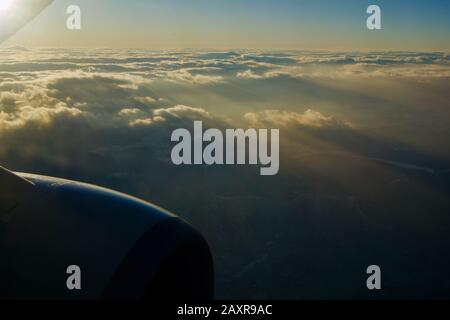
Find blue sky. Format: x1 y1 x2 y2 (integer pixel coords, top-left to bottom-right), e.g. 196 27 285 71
7 0 450 50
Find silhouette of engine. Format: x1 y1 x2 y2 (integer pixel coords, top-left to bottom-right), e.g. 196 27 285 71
0 166 214 299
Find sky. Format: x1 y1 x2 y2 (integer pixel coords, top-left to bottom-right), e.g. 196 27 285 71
3 0 450 50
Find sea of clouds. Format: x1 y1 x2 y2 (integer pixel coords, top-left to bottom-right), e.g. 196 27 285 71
1 48 450 298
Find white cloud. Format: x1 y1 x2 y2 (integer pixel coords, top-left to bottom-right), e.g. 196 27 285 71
166 69 224 84
244 109 346 128
129 118 153 127
0 104 83 130
153 104 210 119
1 48 448 134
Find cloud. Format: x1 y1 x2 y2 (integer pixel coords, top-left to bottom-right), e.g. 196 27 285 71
244 109 347 128
0 104 83 130
166 69 224 84
1 48 449 138
237 70 265 79
128 117 154 127
153 104 210 120
2 48 449 86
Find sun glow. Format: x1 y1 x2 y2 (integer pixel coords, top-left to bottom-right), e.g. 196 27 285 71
0 0 13 11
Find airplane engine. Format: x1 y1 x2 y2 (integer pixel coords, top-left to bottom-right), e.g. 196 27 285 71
0 167 214 300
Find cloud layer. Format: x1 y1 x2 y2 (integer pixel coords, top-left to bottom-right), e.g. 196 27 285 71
1 48 450 298
1 48 449 132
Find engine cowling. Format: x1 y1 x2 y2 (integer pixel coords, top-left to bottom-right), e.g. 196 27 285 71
0 166 214 300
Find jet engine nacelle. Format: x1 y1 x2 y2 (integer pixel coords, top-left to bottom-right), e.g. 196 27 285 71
0 167 214 299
